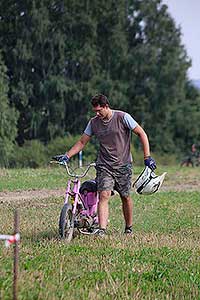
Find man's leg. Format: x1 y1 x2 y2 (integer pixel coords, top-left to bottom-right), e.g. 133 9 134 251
95 166 114 232
114 164 133 232
120 195 133 228
98 190 111 229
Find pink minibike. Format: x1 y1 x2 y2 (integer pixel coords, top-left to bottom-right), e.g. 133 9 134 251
51 159 99 242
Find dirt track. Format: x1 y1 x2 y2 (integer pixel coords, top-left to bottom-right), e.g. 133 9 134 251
0 188 65 204
0 182 199 204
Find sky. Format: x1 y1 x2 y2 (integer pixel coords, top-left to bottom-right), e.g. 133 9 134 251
162 0 200 80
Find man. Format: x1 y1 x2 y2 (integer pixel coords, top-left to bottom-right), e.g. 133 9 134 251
54 94 156 236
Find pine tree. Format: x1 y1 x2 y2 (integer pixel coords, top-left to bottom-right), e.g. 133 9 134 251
125 0 191 152
0 0 198 155
0 53 18 166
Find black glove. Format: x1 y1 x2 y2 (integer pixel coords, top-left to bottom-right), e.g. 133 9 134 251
144 156 156 171
52 154 70 164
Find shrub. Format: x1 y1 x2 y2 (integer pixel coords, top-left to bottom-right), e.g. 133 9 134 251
11 140 47 168
47 134 97 164
8 135 179 169
131 143 178 167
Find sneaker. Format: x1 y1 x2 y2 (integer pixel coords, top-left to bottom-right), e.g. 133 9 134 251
93 228 106 237
124 226 133 234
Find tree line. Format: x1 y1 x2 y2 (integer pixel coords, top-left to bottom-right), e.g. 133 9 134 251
0 0 200 167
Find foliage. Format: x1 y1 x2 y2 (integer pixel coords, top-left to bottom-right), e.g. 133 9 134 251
125 1 191 152
7 135 98 168
0 0 200 167
0 52 18 167
173 81 200 150
47 134 97 163
10 140 47 168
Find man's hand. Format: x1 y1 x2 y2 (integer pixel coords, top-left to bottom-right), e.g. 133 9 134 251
144 156 156 170
52 154 70 164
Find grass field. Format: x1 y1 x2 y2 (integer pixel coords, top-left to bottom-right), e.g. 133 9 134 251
0 166 200 299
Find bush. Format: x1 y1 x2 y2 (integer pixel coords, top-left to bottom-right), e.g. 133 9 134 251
47 134 97 164
152 152 178 166
131 143 179 167
10 140 47 168
7 135 179 168
8 135 98 168
47 135 79 157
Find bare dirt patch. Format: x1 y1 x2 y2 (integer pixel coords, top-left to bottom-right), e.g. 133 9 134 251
0 181 199 204
162 182 200 192
0 188 65 204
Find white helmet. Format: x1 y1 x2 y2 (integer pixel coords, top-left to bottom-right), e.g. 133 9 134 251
133 166 167 195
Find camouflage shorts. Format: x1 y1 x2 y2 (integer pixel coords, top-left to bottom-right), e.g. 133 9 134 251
95 164 133 197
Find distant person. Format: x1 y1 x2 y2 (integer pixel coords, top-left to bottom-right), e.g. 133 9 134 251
181 143 200 167
191 143 197 154
191 143 200 166
53 94 156 236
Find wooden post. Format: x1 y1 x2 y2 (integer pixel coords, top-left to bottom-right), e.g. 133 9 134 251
13 210 19 300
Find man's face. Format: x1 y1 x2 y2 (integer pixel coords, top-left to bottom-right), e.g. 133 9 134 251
92 105 109 119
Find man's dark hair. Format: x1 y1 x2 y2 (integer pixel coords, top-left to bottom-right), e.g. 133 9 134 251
91 94 110 107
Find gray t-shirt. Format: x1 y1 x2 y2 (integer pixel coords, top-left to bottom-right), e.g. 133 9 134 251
84 110 138 168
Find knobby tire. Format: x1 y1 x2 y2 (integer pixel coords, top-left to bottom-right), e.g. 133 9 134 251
59 203 74 242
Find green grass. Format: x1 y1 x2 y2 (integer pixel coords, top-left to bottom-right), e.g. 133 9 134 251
1 164 200 191
0 167 200 299
0 167 68 191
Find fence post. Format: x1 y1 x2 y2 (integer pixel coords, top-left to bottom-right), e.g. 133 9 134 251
79 151 83 168
13 210 19 300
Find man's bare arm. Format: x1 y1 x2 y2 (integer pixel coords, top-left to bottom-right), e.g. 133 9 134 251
66 134 91 158
133 125 150 159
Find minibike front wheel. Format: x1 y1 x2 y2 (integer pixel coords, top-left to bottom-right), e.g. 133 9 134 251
59 203 74 242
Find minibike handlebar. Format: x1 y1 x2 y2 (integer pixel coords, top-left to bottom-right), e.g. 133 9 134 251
50 160 96 178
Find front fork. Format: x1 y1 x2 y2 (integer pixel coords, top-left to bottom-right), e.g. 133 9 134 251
64 179 81 215
64 180 71 205
72 180 80 215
